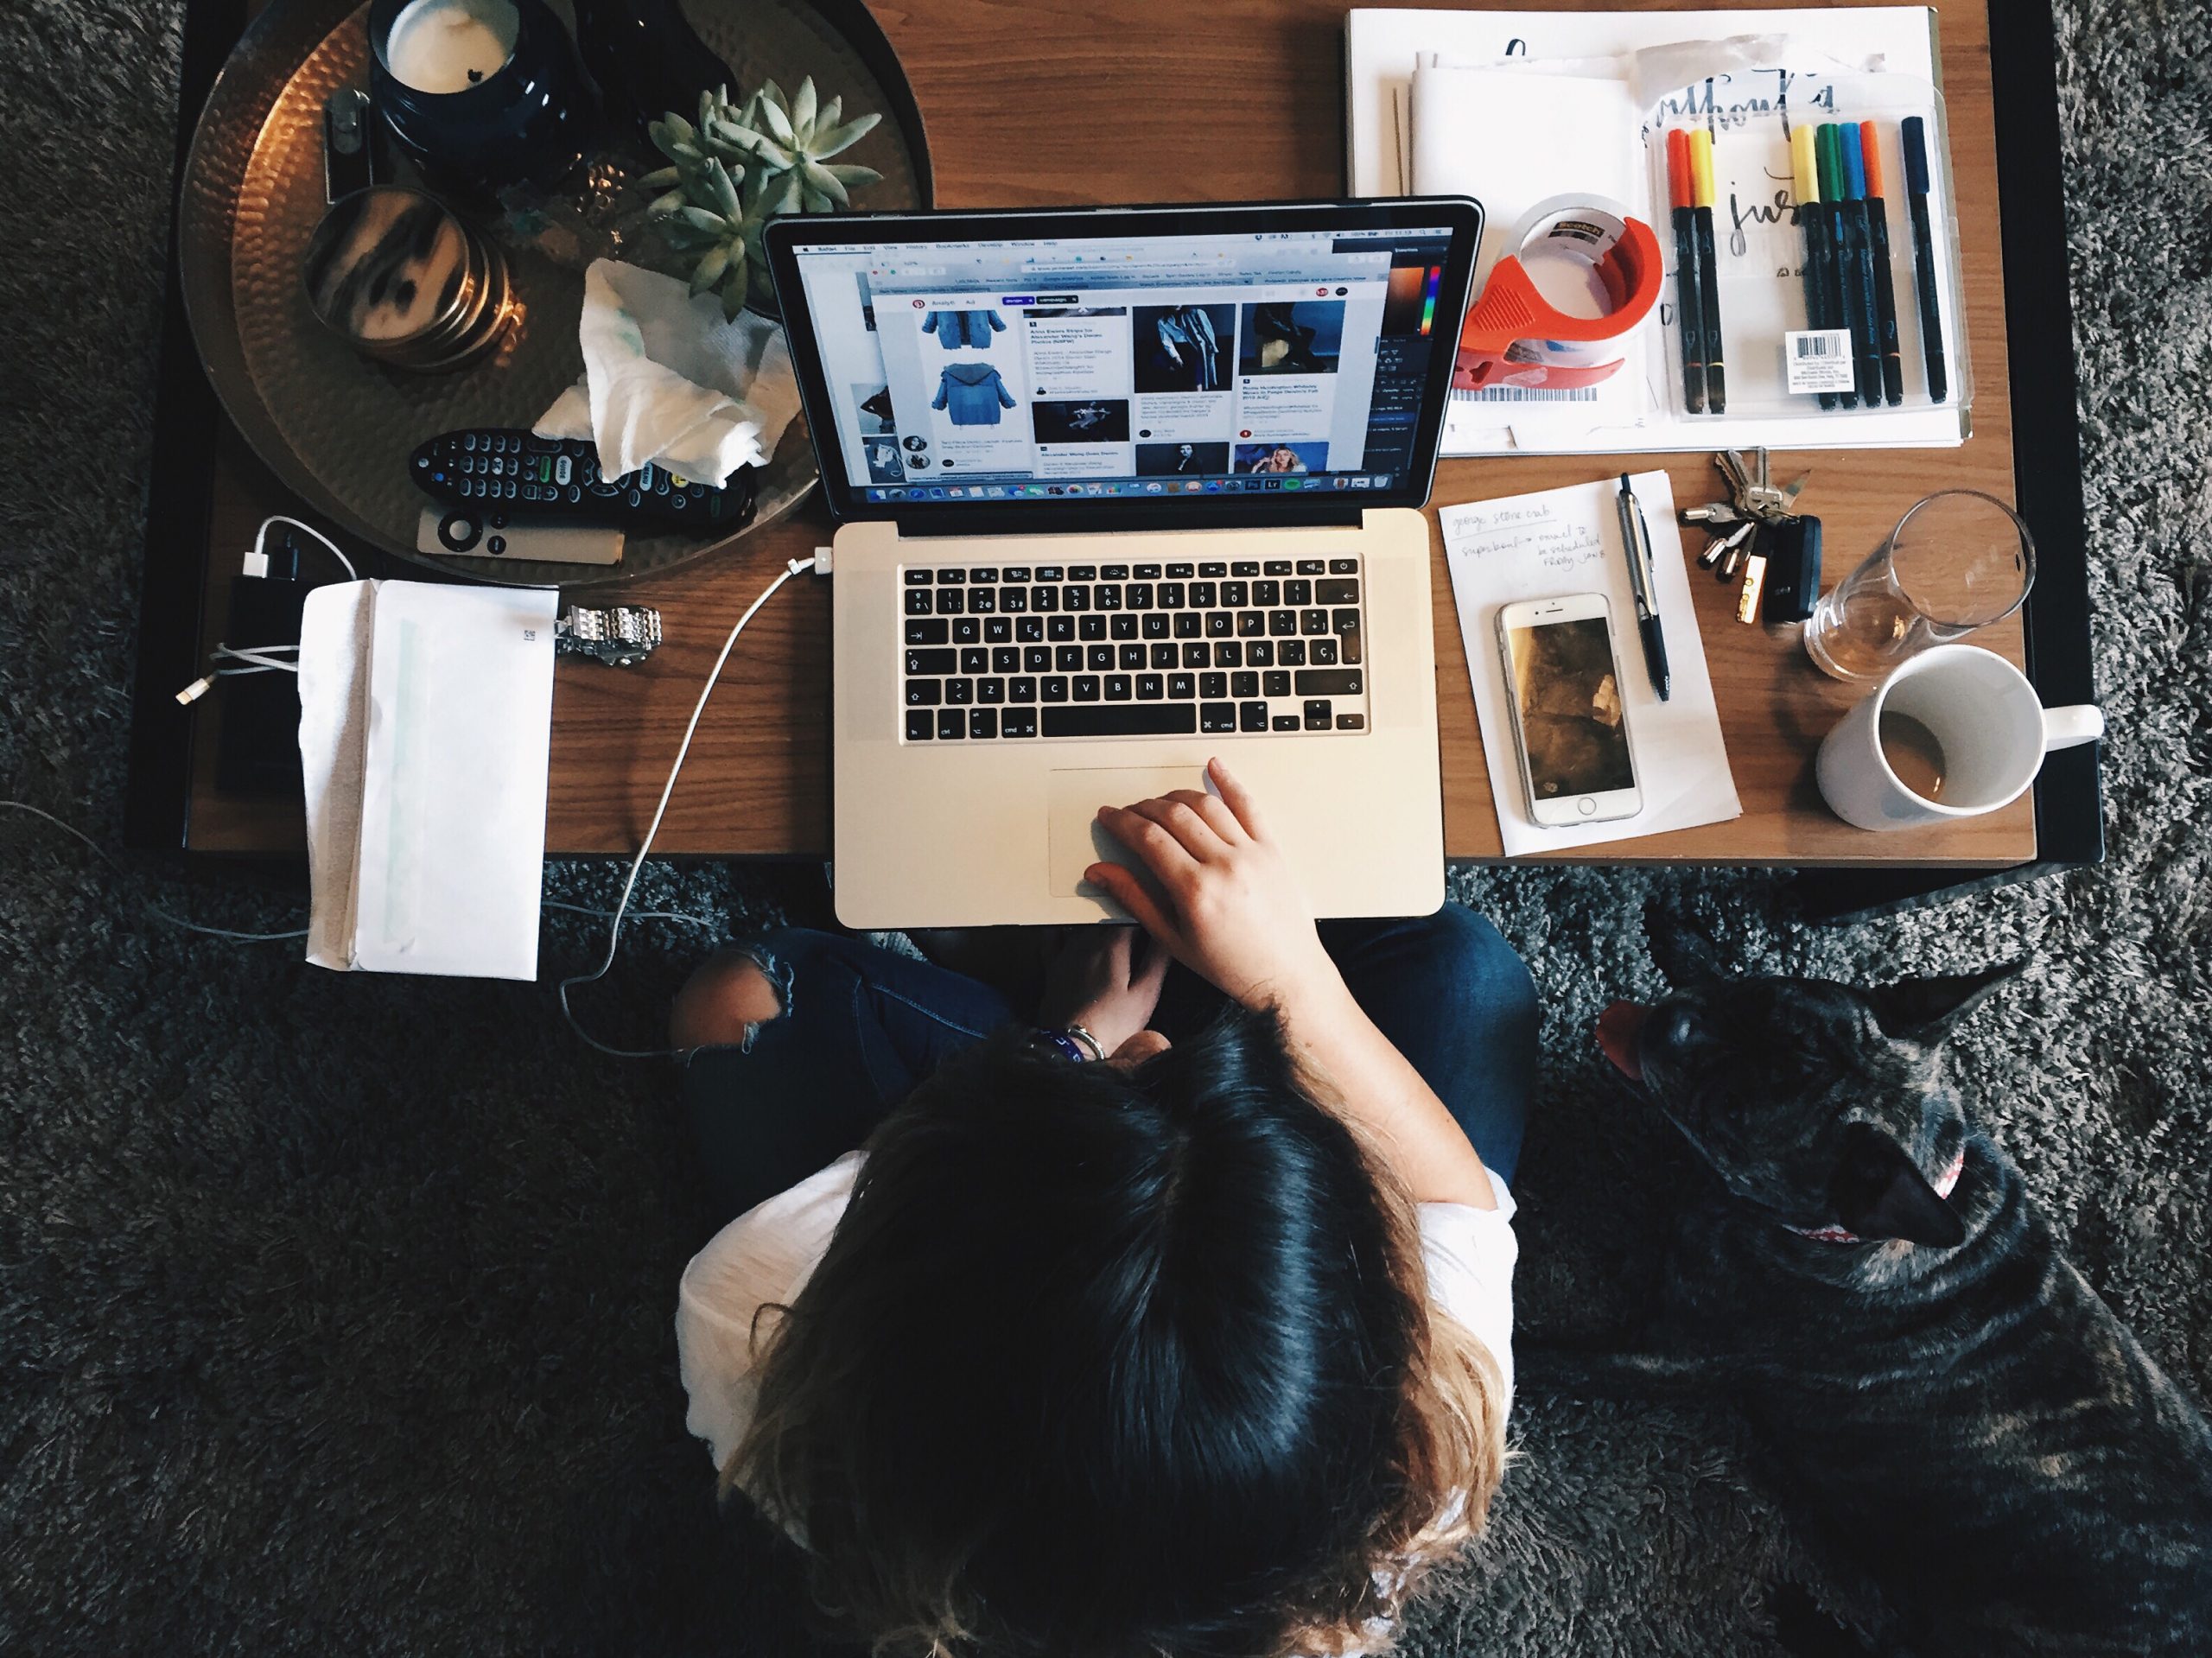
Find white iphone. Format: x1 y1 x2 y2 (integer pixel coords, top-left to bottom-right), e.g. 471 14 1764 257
1496 593 1643 827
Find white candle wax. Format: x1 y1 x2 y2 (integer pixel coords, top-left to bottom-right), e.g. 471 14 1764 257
385 0 518 96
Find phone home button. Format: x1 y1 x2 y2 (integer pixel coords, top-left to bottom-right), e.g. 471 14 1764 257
1577 797 1598 816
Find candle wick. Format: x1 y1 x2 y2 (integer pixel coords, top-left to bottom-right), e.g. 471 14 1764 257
467 67 484 83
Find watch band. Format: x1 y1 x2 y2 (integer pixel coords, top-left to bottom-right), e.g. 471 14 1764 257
1062 1023 1107 1063
1032 1029 1090 1064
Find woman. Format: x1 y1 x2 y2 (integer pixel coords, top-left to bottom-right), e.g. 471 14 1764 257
671 761 1538 1657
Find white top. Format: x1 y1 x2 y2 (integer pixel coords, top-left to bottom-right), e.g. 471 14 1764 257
677 1152 1518 1477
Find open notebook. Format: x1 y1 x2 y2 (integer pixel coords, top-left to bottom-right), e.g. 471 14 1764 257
1345 7 1969 457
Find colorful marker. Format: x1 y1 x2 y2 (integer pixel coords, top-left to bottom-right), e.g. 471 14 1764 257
1791 124 1839 411
1902 116 1950 403
1667 129 1708 414
1816 125 1862 410
1858 122 1907 407
1688 127 1726 415
1837 124 1887 409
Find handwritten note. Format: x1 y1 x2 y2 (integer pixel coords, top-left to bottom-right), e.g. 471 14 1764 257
1440 472 1741 854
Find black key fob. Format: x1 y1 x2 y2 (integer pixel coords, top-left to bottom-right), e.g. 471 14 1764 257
1762 514 1822 624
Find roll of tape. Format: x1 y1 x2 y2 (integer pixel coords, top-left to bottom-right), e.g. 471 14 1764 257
1456 194 1664 393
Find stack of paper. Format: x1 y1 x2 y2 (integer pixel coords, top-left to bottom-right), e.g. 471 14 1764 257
1440 473 1741 854
297 580 558 980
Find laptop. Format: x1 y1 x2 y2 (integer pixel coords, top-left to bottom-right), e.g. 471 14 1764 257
765 199 1485 928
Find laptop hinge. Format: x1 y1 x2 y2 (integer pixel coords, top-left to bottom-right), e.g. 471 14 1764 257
887 504 1365 538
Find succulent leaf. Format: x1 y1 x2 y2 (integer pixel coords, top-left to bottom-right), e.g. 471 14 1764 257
807 112 881 159
756 92 796 147
791 76 817 132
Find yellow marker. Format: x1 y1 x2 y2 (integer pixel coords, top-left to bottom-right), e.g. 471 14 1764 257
1791 124 1821 203
1689 127 1719 209
1686 128 1726 411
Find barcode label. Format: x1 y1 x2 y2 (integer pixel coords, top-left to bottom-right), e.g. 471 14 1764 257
1785 330 1857 394
1453 386 1601 404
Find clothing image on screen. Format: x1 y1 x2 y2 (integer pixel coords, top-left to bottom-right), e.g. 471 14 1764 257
863 438 905 482
1240 300 1344 375
1234 441 1325 474
1031 398 1131 443
1509 618 1636 798
853 383 896 434
921 308 1007 350
1132 303 1234 392
1135 441 1230 475
931 363 1019 426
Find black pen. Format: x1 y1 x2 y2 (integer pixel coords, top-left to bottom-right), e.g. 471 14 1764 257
1666 128 1707 414
1856 121 1907 405
1689 125 1726 414
1902 116 1950 403
1616 473 1670 702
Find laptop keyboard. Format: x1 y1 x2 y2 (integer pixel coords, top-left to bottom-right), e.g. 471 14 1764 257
900 558 1368 741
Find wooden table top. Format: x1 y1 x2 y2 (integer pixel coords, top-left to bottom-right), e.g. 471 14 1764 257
186 0 2031 867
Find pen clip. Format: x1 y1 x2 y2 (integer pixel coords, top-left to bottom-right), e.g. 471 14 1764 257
1617 479 1659 620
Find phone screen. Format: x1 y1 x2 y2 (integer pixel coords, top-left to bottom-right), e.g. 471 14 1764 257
1508 617 1636 799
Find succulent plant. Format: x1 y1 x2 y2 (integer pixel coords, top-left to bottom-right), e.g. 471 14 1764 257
641 78 884 318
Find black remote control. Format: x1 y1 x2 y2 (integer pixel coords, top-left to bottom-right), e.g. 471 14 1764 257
409 429 756 532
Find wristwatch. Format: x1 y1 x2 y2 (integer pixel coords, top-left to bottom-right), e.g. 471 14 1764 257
1033 1024 1107 1064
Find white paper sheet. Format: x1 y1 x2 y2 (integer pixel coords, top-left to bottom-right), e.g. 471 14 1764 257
1440 473 1741 854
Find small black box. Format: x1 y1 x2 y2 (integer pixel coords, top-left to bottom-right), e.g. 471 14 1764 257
1763 516 1822 624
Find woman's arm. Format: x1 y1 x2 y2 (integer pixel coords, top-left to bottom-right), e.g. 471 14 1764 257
1086 759 1495 1209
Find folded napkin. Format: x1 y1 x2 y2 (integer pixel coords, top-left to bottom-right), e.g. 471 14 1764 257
536 258 800 487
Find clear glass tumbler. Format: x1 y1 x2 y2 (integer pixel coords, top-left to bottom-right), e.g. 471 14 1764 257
1803 491 2037 683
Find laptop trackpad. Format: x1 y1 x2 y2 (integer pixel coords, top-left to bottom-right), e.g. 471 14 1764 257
1047 765 1212 899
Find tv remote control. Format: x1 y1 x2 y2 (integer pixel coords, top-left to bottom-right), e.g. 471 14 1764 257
408 429 755 532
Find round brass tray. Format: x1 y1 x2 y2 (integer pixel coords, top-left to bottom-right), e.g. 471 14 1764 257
178 0 931 589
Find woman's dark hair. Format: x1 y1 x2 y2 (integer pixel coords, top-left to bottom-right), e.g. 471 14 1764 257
732 1007 1503 1658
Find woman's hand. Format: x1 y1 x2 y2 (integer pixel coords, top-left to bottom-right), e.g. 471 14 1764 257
1085 759 1342 1014
1036 925 1170 1057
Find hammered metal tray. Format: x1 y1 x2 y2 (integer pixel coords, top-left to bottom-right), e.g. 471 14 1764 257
177 0 931 588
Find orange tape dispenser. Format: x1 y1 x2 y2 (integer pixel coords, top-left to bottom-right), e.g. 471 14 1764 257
1455 195 1665 393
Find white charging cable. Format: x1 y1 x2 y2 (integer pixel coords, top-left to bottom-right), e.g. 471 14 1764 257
558 553 822 1058
177 517 361 705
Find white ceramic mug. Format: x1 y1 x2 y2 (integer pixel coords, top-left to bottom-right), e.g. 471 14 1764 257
1816 645 2102 831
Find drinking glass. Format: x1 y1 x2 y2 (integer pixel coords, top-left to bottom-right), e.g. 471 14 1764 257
1803 490 2036 683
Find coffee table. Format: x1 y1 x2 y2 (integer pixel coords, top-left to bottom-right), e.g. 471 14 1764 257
125 0 2101 919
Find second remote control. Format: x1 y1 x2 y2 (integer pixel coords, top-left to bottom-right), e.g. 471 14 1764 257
410 430 755 532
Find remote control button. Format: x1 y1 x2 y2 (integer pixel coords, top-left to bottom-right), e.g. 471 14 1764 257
486 535 507 555
555 456 572 485
463 433 479 450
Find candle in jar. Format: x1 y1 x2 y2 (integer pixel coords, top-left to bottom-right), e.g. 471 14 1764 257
385 0 518 95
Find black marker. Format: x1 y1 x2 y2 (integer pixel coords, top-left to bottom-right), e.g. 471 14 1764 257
1903 116 1950 403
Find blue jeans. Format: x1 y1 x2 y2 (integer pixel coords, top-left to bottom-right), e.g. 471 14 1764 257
682 907 1540 1222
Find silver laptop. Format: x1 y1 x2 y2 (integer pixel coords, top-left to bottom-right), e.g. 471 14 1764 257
766 200 1484 928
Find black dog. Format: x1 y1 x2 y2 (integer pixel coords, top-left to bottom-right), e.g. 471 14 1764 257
1586 967 2212 1655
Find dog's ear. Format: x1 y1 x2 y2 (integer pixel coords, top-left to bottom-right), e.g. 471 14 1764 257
1644 904 1727 990
1828 1124 1966 1247
1864 962 2024 1042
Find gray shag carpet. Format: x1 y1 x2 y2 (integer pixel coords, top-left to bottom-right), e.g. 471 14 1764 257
3 3 2209 1653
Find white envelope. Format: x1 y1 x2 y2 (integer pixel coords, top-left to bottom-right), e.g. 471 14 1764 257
298 580 557 980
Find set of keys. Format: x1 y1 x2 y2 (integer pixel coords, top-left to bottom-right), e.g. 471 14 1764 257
1681 449 1823 626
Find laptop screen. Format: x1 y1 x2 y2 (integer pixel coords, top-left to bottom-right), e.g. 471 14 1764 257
766 201 1484 523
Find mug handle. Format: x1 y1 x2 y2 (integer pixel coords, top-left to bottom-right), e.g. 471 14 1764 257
2043 704 2104 752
